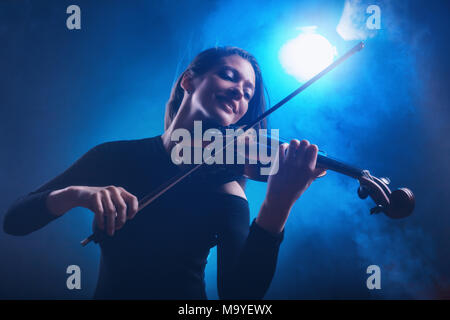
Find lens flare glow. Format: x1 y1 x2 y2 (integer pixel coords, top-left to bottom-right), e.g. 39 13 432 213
279 29 337 82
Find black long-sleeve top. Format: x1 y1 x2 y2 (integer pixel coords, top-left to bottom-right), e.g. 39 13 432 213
3 135 284 299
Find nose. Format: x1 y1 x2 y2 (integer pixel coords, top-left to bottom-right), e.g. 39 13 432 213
228 86 244 101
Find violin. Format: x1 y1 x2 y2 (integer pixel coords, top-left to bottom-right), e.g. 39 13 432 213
214 133 415 220
81 42 415 246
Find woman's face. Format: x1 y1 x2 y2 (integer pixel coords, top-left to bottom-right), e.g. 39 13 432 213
187 55 256 127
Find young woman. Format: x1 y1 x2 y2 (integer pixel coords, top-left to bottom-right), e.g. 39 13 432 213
3 47 326 299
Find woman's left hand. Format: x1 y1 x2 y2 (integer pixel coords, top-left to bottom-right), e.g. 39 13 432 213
265 139 326 209
255 139 327 234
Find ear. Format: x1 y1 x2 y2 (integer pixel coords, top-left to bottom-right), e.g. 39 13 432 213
180 70 195 94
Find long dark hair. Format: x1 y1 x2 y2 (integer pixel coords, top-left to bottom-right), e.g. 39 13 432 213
165 46 267 131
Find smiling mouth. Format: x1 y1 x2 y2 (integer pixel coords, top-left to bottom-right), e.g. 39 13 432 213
216 96 236 113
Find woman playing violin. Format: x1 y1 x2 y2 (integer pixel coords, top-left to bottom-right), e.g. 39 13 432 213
3 47 326 299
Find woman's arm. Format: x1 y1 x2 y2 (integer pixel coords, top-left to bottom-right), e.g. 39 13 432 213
46 187 80 217
3 143 107 235
216 199 284 300
216 139 325 299
3 142 139 236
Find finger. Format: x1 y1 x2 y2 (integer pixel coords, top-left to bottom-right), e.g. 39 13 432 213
101 190 116 236
286 140 300 163
314 168 327 178
279 143 289 163
303 143 318 171
91 193 105 230
118 187 139 220
108 187 127 230
295 140 310 166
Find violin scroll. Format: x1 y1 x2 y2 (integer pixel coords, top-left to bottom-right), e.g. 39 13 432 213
358 171 415 219
387 188 415 219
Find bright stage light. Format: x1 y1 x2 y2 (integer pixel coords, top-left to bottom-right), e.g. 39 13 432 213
279 27 337 82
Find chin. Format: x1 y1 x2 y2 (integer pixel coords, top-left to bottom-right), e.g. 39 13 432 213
209 108 234 127
213 117 231 128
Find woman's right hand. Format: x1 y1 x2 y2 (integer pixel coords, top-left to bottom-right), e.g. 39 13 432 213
70 185 139 236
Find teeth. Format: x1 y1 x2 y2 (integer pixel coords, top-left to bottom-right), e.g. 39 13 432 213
218 96 233 111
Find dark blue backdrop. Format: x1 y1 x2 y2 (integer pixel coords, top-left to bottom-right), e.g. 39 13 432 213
0 0 449 299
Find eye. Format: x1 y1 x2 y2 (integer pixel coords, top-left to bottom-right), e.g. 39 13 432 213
219 70 234 81
244 92 252 100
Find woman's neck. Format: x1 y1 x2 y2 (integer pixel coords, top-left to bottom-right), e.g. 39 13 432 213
161 100 216 156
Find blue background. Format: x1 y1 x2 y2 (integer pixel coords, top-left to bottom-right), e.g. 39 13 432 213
0 0 449 299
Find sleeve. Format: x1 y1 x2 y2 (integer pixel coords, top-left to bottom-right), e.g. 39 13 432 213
3 142 111 236
216 201 284 300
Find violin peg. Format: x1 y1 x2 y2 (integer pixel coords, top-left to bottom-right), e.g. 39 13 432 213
370 205 384 215
357 185 369 199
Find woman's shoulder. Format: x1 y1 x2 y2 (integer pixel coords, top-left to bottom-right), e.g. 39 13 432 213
91 135 163 155
215 181 248 201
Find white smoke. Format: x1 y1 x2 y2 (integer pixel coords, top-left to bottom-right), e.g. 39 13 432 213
336 0 380 41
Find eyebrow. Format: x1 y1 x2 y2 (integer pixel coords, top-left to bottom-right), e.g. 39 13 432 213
221 65 255 92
